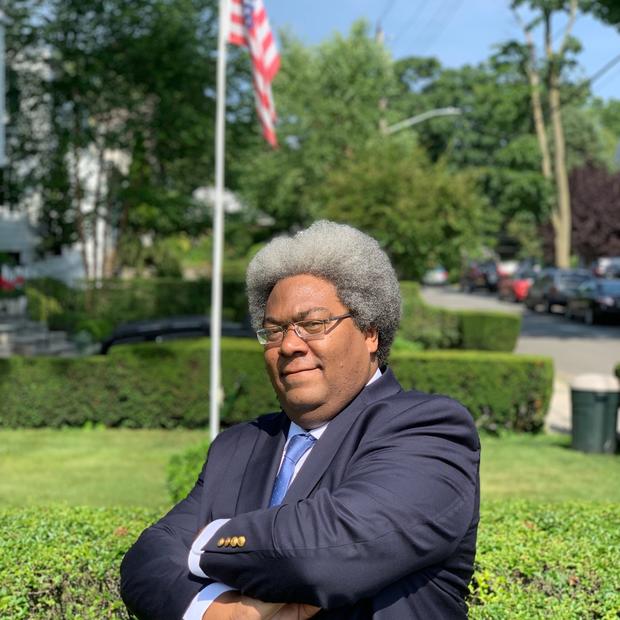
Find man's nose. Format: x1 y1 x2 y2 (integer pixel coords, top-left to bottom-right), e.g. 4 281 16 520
279 324 308 354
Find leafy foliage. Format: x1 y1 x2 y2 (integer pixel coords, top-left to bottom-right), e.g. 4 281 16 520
569 163 620 261
319 136 492 280
469 500 620 618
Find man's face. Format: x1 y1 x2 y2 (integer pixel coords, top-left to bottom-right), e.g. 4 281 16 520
262 274 379 429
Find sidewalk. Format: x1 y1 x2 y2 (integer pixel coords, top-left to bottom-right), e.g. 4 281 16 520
546 378 572 434
545 373 620 435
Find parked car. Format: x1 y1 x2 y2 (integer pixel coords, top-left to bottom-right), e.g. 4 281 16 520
591 256 620 278
497 267 537 303
422 265 449 286
100 315 255 354
566 278 620 325
460 260 499 292
524 268 591 313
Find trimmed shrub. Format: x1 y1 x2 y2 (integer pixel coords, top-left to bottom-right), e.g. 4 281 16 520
615 363 619 380
0 341 552 431
391 351 552 432
399 281 522 352
167 439 210 502
1 502 618 618
0 505 153 619
399 281 461 349
0 339 278 429
469 500 620 618
459 311 522 352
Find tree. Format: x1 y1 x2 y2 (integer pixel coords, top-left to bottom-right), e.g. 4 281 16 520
5 0 252 277
512 0 580 268
570 163 620 261
232 21 399 232
318 135 492 280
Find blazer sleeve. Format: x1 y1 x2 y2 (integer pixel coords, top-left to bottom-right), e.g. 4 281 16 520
198 396 480 610
120 459 211 620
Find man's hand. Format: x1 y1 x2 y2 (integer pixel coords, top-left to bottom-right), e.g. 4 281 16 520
202 592 320 620
272 603 321 619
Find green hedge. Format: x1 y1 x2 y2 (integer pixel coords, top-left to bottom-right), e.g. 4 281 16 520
399 282 522 352
0 340 552 432
1 502 618 619
0 339 277 429
25 277 248 340
391 351 553 432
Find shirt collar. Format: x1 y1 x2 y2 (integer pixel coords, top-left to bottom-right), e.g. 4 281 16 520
286 367 382 440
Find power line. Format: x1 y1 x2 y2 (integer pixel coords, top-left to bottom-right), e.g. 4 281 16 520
378 0 398 25
416 0 464 55
392 0 429 46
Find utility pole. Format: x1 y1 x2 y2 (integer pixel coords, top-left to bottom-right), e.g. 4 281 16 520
0 8 6 170
375 22 388 134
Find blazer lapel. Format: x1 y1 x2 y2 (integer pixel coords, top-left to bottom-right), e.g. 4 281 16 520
234 413 289 513
284 368 402 503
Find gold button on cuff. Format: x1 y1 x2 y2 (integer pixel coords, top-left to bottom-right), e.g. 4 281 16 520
231 536 239 547
216 537 225 548
238 536 246 547
224 537 231 546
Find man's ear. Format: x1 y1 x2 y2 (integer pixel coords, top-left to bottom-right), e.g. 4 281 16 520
364 327 379 354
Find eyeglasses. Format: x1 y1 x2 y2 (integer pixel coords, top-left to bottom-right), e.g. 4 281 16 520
256 313 352 345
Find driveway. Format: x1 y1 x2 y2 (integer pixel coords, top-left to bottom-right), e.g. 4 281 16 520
420 286 620 433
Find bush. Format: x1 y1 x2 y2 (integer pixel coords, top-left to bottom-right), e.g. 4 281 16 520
167 439 210 502
459 311 522 352
24 277 249 340
0 505 154 619
391 351 552 432
469 500 620 618
399 282 522 352
399 281 460 349
0 341 552 431
2 502 617 619
0 338 278 429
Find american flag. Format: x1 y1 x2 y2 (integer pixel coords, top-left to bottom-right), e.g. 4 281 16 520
229 0 280 147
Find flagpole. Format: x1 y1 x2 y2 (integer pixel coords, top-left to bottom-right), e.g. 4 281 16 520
210 0 229 440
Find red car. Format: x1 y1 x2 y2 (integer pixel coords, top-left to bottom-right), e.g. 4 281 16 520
498 269 537 302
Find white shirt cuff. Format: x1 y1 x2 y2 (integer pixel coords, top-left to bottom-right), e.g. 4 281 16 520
188 518 230 578
182 582 237 620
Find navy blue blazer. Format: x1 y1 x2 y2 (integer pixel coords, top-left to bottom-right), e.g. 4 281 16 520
121 368 480 619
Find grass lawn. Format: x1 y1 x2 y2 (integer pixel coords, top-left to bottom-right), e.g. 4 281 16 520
480 432 620 503
0 428 203 509
0 428 619 508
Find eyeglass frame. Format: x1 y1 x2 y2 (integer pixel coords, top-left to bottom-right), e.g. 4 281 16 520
256 313 352 345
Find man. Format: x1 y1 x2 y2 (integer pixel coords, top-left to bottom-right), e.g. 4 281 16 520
121 221 480 619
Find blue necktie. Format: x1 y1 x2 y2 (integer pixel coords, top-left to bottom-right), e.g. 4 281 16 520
269 433 316 507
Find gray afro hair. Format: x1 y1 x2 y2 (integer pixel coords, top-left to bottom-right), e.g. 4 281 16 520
246 220 401 365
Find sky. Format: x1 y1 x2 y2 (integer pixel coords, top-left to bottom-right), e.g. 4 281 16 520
265 0 620 101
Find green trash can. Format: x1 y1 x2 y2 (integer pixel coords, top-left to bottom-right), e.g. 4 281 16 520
570 374 619 454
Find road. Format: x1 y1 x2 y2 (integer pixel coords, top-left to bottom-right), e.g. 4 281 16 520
420 285 620 433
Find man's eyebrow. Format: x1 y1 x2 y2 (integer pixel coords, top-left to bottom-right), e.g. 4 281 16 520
263 306 331 325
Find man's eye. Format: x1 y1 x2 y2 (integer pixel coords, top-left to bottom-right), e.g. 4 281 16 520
300 320 324 333
264 328 282 340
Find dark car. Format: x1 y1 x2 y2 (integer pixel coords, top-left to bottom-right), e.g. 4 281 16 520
460 260 499 292
566 278 620 325
100 315 255 354
524 268 591 313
